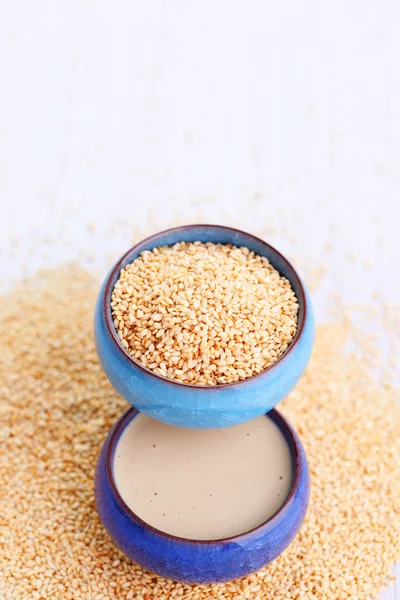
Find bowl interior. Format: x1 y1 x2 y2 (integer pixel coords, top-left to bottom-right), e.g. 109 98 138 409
103 224 307 387
106 407 302 544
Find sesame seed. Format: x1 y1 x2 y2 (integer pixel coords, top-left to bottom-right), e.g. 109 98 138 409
111 242 298 385
0 266 399 599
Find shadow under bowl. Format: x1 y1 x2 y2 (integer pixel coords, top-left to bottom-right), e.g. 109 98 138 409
94 224 315 428
95 407 310 584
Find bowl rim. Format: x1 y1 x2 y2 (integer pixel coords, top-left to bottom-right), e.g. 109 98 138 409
102 224 309 390
105 407 304 545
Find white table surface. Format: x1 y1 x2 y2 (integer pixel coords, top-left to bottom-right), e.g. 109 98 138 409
0 2 399 598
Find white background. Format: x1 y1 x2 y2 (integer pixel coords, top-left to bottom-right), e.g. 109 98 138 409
0 1 399 598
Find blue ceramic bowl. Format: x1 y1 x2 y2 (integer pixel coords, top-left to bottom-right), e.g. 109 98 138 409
94 225 315 428
95 407 310 584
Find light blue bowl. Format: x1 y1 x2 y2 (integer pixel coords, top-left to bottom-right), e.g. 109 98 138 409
94 225 314 428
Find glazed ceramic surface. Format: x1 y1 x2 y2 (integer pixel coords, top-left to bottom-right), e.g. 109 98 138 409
95 407 310 584
94 225 315 428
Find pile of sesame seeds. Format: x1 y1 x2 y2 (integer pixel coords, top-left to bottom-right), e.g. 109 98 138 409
1 267 399 600
111 242 299 385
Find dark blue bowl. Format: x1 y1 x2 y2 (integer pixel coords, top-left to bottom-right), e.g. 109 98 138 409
95 407 310 584
94 225 315 429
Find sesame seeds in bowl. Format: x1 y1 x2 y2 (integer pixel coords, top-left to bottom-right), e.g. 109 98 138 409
110 241 299 386
95 224 314 428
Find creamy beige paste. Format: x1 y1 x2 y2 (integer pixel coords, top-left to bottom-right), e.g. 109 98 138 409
113 413 292 540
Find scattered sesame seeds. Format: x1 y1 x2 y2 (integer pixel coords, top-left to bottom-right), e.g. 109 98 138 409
111 241 299 385
0 267 399 599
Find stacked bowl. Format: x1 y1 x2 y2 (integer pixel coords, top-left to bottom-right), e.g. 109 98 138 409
94 225 314 584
